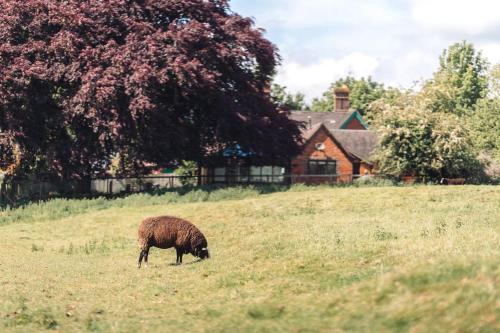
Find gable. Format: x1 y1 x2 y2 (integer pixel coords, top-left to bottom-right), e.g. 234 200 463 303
300 126 353 162
343 117 366 130
339 111 368 130
290 110 369 131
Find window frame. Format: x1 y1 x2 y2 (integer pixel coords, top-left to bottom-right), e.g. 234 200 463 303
307 159 337 175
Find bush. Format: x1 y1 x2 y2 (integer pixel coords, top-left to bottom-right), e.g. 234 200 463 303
353 175 397 187
371 94 483 181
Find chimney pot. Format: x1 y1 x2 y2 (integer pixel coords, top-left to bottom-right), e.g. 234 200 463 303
334 85 350 112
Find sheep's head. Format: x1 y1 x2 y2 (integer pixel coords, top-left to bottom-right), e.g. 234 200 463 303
195 246 210 260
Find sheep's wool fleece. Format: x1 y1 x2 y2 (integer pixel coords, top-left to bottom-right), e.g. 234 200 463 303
138 216 207 251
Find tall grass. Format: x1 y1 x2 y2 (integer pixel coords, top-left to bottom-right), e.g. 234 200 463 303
0 185 291 225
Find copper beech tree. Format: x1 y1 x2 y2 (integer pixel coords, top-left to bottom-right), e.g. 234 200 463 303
0 0 302 179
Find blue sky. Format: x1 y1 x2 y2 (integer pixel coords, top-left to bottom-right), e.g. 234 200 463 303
231 0 500 101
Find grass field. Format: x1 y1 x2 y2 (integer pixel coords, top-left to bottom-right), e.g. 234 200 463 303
0 185 499 332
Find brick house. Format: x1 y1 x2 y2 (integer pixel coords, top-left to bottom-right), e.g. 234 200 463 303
288 86 378 183
207 85 378 184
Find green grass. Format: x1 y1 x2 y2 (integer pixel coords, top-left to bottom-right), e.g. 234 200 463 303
0 186 499 332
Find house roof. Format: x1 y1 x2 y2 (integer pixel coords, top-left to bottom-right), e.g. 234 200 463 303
329 130 378 161
291 111 376 162
290 110 369 130
290 111 356 129
300 123 323 142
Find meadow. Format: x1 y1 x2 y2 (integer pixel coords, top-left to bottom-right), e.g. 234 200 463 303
0 185 498 332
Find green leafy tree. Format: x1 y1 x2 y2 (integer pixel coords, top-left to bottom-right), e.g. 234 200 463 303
310 76 385 115
469 98 500 158
371 92 483 181
174 160 199 186
270 84 308 111
489 63 500 99
424 41 489 115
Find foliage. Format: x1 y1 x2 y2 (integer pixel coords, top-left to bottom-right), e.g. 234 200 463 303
477 152 500 183
371 92 483 180
310 76 385 115
0 187 498 332
468 98 500 158
0 0 302 180
270 83 308 111
174 160 198 186
488 63 500 99
423 41 488 115
352 175 397 187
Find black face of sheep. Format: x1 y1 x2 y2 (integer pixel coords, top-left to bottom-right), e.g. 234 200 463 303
195 246 210 260
137 216 210 268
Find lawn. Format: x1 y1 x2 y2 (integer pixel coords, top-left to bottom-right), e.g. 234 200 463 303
0 186 499 332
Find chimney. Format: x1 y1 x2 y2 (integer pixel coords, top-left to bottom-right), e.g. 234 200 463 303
334 85 350 112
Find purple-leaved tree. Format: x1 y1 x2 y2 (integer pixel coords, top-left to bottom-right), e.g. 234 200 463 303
0 0 302 180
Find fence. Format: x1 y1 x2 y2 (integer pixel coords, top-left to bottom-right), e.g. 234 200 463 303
1 173 388 204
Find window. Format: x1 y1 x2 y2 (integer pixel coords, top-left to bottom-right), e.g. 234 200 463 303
307 160 337 175
315 142 325 151
353 163 360 176
214 167 226 182
239 167 250 182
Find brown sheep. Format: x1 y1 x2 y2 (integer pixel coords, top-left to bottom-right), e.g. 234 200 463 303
137 216 209 268
440 178 466 185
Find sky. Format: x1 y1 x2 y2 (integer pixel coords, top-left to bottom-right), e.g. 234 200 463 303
231 0 500 102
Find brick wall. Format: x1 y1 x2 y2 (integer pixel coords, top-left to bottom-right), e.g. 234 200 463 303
292 127 353 178
360 163 373 175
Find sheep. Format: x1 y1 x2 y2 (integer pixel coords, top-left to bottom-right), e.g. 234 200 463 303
137 216 210 268
440 178 466 185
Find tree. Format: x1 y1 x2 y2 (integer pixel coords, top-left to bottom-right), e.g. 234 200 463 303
469 98 500 159
467 65 500 181
310 76 385 115
489 63 500 99
371 92 483 181
270 84 308 111
424 41 488 115
0 0 302 180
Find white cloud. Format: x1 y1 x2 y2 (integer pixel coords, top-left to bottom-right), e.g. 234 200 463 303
232 0 500 101
259 0 401 29
479 43 500 65
411 0 500 35
275 53 379 101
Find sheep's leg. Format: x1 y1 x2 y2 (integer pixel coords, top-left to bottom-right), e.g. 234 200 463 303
138 249 148 269
144 248 150 267
175 248 183 265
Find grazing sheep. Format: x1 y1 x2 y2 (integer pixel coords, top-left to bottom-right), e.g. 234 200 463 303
440 178 466 185
137 216 209 268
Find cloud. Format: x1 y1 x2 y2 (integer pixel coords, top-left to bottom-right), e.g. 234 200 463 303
232 0 500 101
411 0 500 35
479 43 500 65
275 53 379 101
258 0 401 29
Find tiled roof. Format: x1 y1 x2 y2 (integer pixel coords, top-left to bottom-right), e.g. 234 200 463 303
289 111 356 129
330 130 378 161
300 123 323 142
